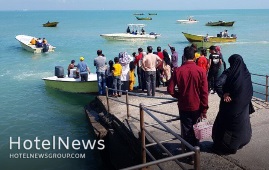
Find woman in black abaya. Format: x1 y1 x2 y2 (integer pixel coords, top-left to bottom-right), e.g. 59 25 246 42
212 54 254 154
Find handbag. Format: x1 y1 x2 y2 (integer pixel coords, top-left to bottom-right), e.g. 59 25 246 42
193 118 213 140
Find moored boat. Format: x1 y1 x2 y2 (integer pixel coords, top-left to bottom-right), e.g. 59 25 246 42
182 32 237 43
15 35 56 53
100 24 159 40
43 21 59 27
133 13 144 15
206 21 235 26
135 16 152 20
148 13 157 15
42 67 98 93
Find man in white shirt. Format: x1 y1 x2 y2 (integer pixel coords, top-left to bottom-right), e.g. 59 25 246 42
142 46 162 96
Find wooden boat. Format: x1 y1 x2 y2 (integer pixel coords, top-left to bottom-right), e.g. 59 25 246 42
148 13 157 15
42 69 98 93
133 13 144 15
43 21 59 27
206 21 235 26
177 16 198 24
15 35 56 53
135 16 152 20
100 24 160 40
182 32 237 43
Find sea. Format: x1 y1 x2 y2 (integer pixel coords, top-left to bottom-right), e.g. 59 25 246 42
0 9 268 170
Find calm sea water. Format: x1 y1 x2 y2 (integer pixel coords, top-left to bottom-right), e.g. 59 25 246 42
0 9 269 170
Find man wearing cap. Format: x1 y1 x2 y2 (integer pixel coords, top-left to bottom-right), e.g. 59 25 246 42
94 50 107 95
76 57 90 82
168 44 178 71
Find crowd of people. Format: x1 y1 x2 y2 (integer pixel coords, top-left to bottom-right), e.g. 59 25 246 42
30 37 50 52
68 44 227 96
67 44 253 163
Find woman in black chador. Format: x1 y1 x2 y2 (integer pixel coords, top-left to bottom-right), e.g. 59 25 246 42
212 54 254 154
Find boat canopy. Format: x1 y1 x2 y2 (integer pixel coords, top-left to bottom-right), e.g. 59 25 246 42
127 24 146 34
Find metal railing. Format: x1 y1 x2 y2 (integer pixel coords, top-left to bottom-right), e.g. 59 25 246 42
105 87 201 170
251 73 269 102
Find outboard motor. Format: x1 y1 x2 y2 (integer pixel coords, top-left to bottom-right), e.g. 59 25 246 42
55 66 64 78
42 44 49 52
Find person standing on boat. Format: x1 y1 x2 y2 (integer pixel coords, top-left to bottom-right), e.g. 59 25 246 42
168 44 178 72
94 50 107 95
222 30 229 37
77 57 90 82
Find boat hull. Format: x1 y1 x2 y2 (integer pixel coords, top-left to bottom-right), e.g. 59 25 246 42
15 35 56 53
100 33 157 40
206 21 235 26
177 20 198 24
136 17 152 20
43 22 59 27
42 74 98 93
182 32 237 43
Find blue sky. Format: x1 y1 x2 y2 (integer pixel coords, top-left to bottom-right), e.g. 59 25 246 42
1 0 269 10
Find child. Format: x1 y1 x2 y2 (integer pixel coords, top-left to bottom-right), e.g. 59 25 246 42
112 57 122 97
106 60 114 95
129 61 136 91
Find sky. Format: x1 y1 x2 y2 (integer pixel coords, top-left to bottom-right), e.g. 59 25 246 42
1 0 269 11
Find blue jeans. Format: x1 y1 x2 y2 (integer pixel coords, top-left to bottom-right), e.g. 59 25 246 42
113 76 121 95
97 72 106 95
145 71 156 96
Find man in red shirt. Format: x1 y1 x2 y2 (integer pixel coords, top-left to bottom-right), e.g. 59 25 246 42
167 46 208 155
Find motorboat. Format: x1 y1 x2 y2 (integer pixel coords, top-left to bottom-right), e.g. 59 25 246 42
133 13 144 15
15 35 56 53
42 67 98 93
182 32 237 43
43 21 59 27
148 13 157 15
100 24 160 40
177 16 198 24
206 21 235 26
135 16 152 20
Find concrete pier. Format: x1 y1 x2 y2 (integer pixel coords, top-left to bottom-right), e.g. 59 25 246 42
85 87 269 170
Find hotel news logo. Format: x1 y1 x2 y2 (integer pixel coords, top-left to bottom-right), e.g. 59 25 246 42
9 136 105 159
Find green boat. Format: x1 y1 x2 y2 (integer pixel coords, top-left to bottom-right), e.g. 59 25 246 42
43 21 59 27
135 16 152 20
206 21 235 26
42 72 98 93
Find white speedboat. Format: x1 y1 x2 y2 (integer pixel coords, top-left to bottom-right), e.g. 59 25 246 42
15 35 56 53
100 24 160 40
177 16 198 24
42 68 98 93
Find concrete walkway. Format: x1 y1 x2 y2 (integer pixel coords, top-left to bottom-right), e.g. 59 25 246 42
98 87 269 170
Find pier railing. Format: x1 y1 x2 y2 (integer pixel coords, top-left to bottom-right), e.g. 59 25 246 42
251 73 269 102
105 87 201 170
